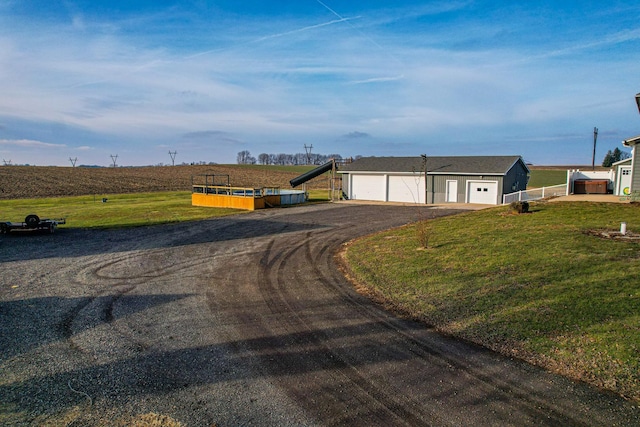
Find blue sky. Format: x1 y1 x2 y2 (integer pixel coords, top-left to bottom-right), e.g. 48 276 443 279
1 1 639 166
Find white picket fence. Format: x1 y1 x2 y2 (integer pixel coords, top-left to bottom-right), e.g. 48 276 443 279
502 184 568 204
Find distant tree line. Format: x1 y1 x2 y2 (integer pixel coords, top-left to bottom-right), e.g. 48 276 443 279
237 150 347 165
602 147 630 167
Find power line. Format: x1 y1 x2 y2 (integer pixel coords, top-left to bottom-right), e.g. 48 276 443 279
304 144 313 165
169 150 177 166
592 127 598 171
110 154 118 167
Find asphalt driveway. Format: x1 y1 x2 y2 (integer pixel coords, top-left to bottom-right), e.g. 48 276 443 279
1 203 638 426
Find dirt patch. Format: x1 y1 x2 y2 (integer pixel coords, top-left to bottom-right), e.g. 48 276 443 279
584 229 640 242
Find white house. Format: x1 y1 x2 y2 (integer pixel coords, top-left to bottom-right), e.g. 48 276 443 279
622 135 640 197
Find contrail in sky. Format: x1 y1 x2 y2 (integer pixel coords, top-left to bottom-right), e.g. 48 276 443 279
61 14 359 90
351 75 406 85
186 15 360 60
314 0 402 65
315 0 345 20
255 16 357 42
316 0 400 56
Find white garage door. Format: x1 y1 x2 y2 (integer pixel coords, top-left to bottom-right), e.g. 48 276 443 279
351 174 386 201
467 181 498 204
388 175 425 203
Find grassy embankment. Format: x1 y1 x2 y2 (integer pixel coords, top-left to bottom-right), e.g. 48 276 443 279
343 201 640 401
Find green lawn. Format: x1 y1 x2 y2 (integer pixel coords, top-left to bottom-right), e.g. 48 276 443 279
0 190 331 229
527 169 568 188
0 191 244 228
344 201 640 401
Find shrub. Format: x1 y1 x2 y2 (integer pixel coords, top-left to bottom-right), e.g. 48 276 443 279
509 200 529 214
415 220 430 249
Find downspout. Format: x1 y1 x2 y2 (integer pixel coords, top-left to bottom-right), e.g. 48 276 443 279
631 145 636 195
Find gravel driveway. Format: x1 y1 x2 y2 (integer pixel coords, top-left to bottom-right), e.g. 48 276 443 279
1 203 638 426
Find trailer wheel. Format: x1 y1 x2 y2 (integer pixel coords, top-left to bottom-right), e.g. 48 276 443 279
25 214 40 228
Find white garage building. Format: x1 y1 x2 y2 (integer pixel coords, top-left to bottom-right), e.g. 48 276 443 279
339 156 530 205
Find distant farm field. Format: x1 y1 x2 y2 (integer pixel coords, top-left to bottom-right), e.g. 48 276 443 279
527 167 568 188
0 164 577 201
0 164 321 200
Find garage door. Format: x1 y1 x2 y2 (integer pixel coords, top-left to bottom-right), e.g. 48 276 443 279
467 181 498 204
388 175 425 203
351 174 386 201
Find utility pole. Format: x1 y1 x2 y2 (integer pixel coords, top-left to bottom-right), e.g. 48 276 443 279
110 154 118 167
69 157 78 167
168 150 177 166
421 154 428 204
304 144 313 165
592 127 598 171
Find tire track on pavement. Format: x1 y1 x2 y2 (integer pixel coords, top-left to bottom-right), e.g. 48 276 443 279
256 236 438 425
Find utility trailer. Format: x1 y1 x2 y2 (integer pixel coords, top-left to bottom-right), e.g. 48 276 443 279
0 214 66 234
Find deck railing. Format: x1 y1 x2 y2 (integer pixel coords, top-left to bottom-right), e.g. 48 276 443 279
192 185 282 198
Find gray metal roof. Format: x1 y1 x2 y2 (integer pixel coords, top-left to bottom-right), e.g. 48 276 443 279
339 155 527 175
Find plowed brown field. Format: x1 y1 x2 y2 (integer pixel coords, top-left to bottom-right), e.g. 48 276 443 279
0 165 326 200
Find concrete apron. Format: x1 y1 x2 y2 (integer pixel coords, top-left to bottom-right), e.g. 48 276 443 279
549 194 630 203
335 200 493 210
336 194 631 210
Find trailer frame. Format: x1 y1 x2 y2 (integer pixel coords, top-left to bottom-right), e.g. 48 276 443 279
0 214 66 235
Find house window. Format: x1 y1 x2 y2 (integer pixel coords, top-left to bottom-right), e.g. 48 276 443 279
623 169 631 175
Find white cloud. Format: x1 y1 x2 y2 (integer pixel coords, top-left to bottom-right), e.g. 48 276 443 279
0 139 66 148
350 75 405 85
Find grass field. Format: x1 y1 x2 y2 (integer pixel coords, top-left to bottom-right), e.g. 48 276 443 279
0 192 240 228
0 189 330 229
527 168 568 188
343 201 640 401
